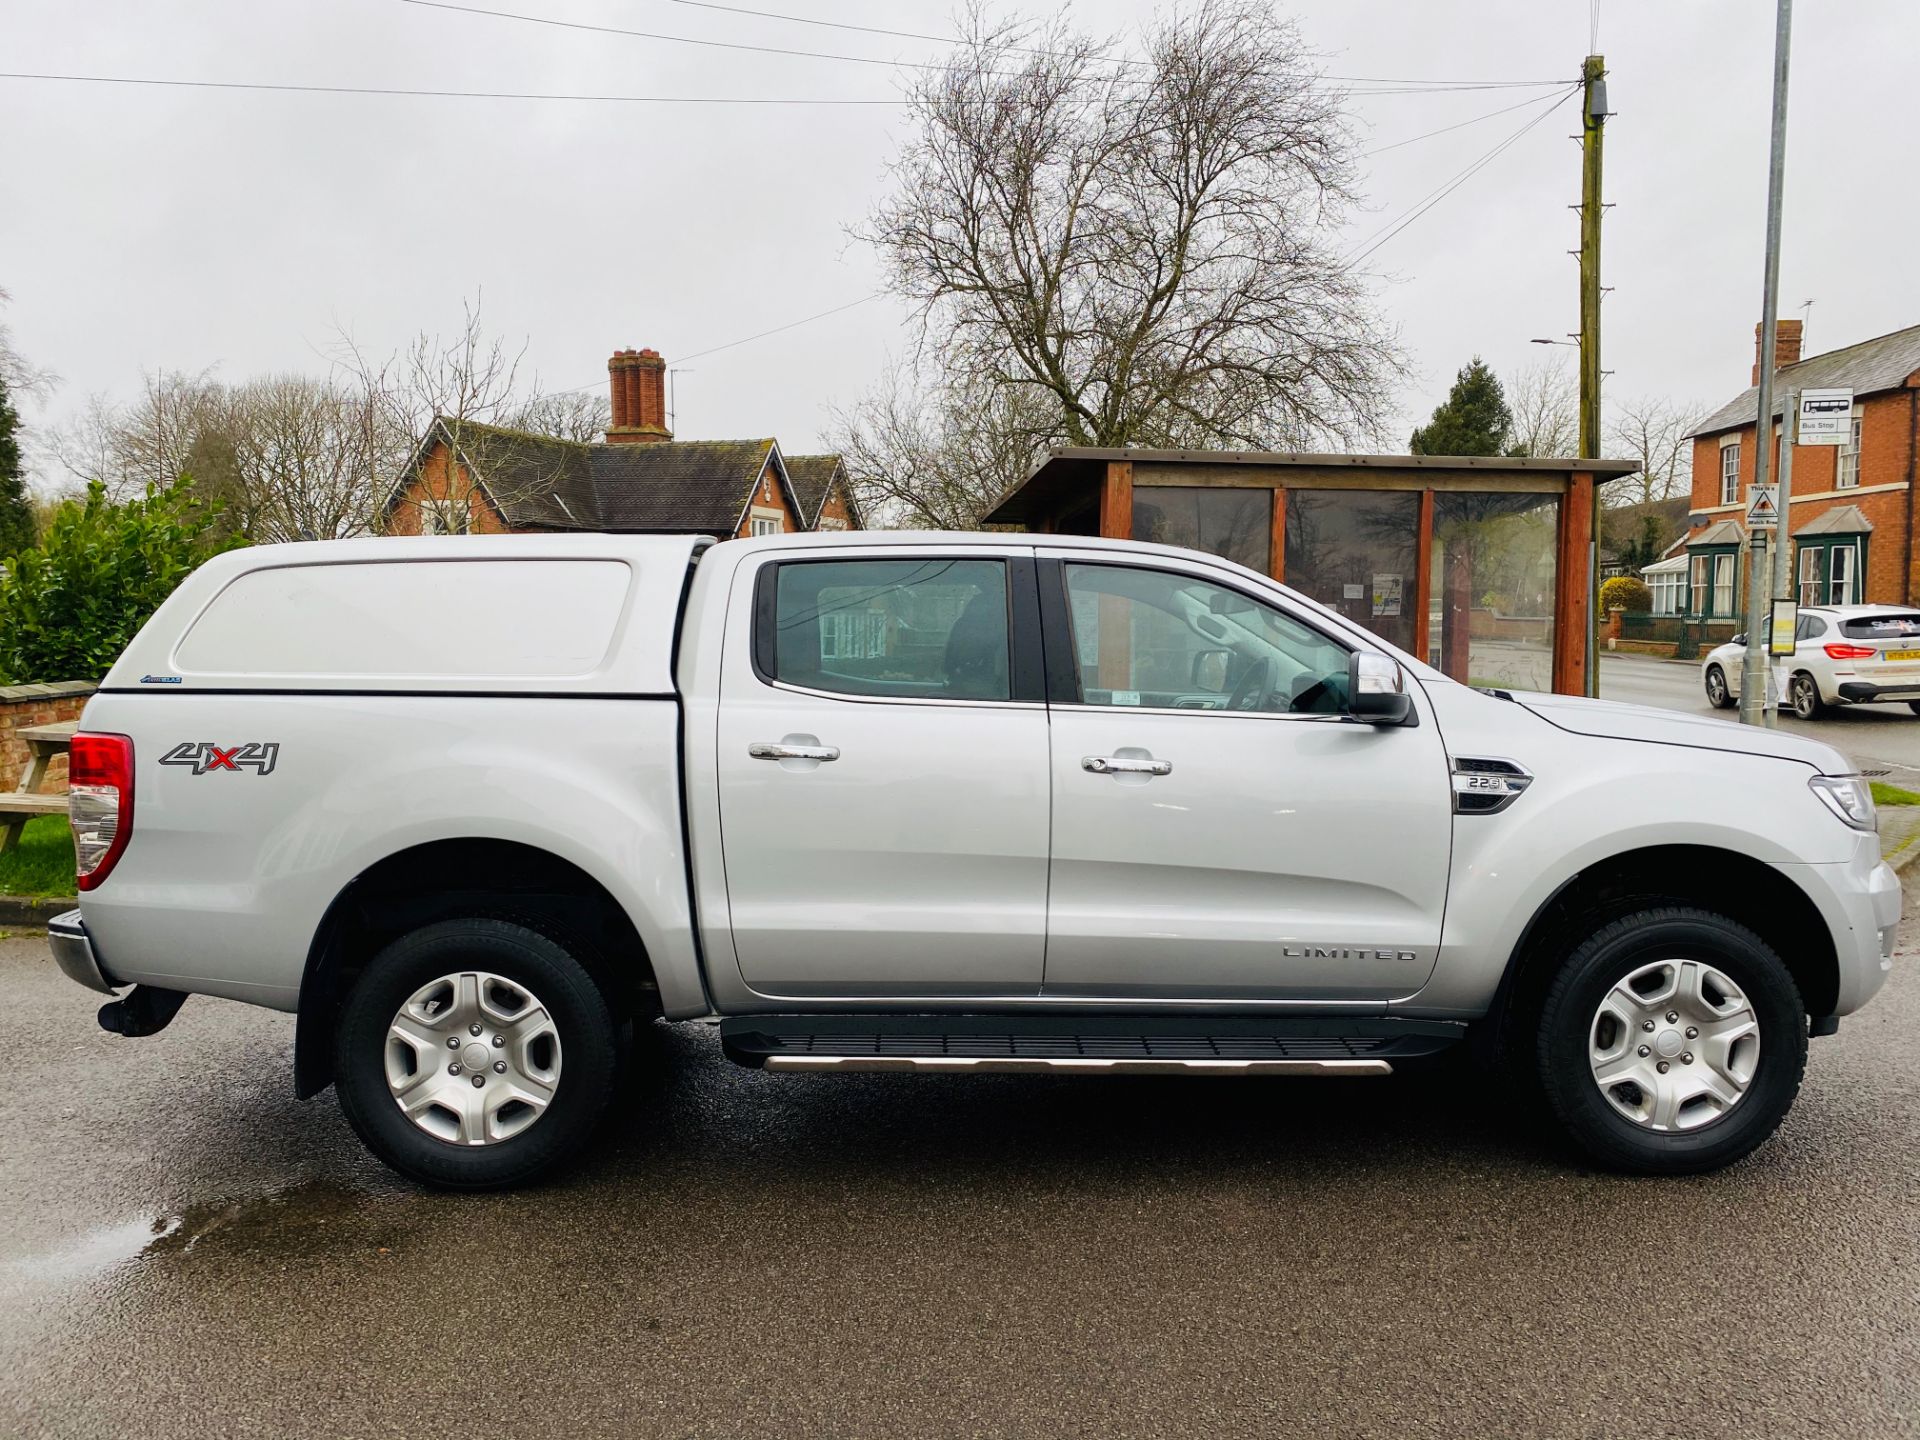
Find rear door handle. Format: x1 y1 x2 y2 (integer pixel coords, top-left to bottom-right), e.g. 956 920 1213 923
750 742 840 762
1083 755 1172 776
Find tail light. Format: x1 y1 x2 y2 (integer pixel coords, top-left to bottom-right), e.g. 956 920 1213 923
69 732 134 890
1824 643 1876 660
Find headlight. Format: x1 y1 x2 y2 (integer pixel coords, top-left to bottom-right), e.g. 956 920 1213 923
1809 774 1877 831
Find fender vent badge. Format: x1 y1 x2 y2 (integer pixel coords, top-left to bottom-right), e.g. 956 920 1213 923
1451 757 1532 815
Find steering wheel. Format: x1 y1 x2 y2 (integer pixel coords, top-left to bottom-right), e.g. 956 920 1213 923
1226 656 1272 712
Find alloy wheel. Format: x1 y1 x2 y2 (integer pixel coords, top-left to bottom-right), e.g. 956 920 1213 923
1587 958 1760 1132
383 971 563 1145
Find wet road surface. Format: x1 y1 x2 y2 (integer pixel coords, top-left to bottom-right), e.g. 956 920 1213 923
3 896 1918 1439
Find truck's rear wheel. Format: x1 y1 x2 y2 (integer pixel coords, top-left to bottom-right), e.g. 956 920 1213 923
1536 907 1806 1175
334 918 616 1189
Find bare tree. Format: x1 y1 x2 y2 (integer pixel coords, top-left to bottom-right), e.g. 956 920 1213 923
1504 357 1578 459
224 376 389 541
1607 395 1704 506
826 364 1054 530
507 389 612 445
864 0 1398 469
336 297 582 535
52 369 226 499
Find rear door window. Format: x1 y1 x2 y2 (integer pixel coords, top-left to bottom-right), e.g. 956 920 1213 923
1840 613 1920 641
765 558 1012 701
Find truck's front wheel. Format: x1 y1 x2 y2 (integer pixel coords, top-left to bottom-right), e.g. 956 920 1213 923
334 918 617 1189
1536 907 1807 1174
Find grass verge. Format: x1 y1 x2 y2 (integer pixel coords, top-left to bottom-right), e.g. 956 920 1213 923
0 815 77 897
1871 781 1920 808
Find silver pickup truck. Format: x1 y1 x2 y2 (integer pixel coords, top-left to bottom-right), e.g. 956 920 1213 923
48 532 1898 1186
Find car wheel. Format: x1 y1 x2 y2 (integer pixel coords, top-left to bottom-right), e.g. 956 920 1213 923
1907 701 1920 718
1535 907 1806 1175
1704 665 1734 709
334 918 617 1189
1790 671 1825 720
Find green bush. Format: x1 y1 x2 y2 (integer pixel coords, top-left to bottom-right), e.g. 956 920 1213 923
1599 575 1652 614
0 480 242 684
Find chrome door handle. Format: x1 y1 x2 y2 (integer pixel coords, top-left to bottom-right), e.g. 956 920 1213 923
1083 755 1172 776
749 742 840 762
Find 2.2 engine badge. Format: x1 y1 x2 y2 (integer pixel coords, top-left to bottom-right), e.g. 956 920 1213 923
159 742 281 776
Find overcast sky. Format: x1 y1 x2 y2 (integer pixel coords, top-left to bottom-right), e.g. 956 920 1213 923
3 0 1916 486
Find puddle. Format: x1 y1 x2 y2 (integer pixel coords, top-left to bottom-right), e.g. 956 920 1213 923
7 1178 416 1285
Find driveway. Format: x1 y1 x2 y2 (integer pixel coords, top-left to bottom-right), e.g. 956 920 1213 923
2 902 1917 1438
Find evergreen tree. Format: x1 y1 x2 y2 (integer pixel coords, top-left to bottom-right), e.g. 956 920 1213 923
1409 358 1514 457
0 374 32 559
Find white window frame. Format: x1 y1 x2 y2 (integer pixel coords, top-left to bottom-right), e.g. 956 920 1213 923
1712 553 1735 618
1719 438 1741 505
1828 543 1857 605
1798 546 1822 608
1837 414 1863 489
748 506 784 537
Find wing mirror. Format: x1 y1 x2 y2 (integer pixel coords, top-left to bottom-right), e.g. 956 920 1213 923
1347 652 1414 726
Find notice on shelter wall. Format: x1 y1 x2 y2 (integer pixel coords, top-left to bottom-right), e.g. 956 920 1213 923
1371 574 1403 618
1343 583 1365 600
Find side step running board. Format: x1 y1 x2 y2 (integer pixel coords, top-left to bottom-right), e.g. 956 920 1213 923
721 1013 1464 1075
764 1055 1392 1076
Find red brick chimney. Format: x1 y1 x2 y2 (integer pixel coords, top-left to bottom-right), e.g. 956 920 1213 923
606 347 672 444
1752 319 1804 385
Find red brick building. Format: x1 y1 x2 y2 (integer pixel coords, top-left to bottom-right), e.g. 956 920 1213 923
387 347 861 539
1672 321 1920 632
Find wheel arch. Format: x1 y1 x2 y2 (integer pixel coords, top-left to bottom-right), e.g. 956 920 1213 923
1481 843 1838 1062
294 837 660 1099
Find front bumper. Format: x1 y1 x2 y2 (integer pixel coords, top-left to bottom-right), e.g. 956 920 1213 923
47 909 118 995
1837 680 1920 704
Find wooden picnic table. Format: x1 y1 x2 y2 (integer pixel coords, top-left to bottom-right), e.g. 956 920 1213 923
0 720 79 854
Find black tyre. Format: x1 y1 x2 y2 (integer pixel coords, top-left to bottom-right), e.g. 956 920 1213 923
1906 701 1920 717
1790 671 1825 720
1703 664 1734 710
1536 907 1806 1175
334 918 617 1189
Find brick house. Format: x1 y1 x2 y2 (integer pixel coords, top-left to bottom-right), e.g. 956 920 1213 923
386 347 861 539
1673 320 1920 634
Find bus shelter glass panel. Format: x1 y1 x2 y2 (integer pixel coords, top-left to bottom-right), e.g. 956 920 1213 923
1427 491 1560 693
1281 489 1420 653
1132 486 1271 574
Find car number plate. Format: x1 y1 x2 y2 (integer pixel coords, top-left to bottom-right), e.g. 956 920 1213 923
1883 649 1920 662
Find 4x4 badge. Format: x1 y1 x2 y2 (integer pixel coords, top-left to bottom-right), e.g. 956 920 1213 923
159 741 281 776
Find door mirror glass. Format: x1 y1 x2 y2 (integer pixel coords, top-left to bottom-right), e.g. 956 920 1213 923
1347 652 1413 725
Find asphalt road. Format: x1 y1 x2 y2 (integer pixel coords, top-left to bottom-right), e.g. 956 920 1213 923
3 903 1918 1440
1598 651 1920 779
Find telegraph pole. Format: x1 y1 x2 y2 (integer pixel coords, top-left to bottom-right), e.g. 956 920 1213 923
1740 0 1793 726
1578 54 1607 697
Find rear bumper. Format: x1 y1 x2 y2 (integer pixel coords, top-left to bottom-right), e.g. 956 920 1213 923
1836 680 1920 704
47 909 119 995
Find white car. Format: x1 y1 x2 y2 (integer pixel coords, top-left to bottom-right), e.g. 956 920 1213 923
1703 604 1920 720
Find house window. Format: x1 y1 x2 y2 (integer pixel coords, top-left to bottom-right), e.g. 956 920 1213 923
1690 554 1708 616
1797 537 1864 607
750 517 781 536
816 517 850 532
1837 416 1862 489
1712 553 1735 616
1720 441 1741 505
1648 569 1684 616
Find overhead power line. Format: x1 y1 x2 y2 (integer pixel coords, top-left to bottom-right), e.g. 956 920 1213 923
1359 90 1572 157
0 71 902 103
552 293 884 395
1344 85 1579 268
649 0 1572 87
402 0 1570 92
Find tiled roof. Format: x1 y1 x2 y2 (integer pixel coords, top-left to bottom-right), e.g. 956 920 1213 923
1794 503 1873 538
1688 519 1745 546
411 421 778 534
590 439 776 531
1690 323 1920 438
784 454 842 525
